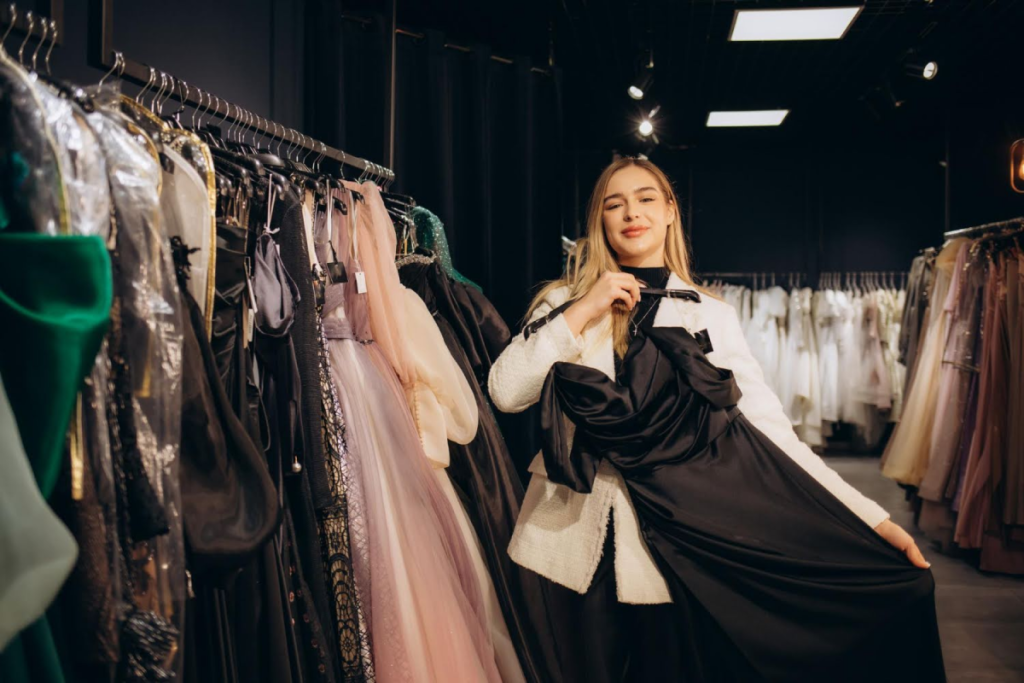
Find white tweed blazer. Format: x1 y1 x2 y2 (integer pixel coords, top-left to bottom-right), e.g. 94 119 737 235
489 273 890 605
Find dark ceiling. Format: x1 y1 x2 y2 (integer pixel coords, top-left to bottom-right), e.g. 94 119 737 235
395 0 1024 152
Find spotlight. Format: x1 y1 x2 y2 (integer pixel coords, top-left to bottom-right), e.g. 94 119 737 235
628 72 653 100
905 61 938 80
639 119 654 137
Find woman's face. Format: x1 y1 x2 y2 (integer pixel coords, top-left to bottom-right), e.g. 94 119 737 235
601 165 676 268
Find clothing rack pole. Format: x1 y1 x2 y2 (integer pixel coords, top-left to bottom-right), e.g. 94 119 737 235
342 13 552 76
943 216 1024 240
87 0 391 179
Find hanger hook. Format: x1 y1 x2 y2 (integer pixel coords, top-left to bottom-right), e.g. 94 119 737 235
222 102 234 140
1 5 17 55
30 16 47 71
240 109 251 145
283 129 293 160
245 111 254 146
252 115 262 148
238 107 248 144
160 74 176 114
193 87 206 128
149 71 165 111
171 79 189 120
17 11 34 65
228 105 240 142
271 122 281 156
201 90 214 128
233 105 244 143
190 86 201 128
250 112 260 147
136 66 154 103
256 116 267 149
241 110 250 145
218 99 230 134
99 51 121 85
43 19 56 75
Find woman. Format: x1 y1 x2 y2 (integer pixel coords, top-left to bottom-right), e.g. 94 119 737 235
489 157 944 682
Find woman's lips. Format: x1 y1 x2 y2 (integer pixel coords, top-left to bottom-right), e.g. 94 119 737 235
621 226 649 238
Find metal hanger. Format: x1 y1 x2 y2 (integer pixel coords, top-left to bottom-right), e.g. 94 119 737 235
29 17 46 72
43 18 56 75
16 11 33 65
0 5 17 56
136 67 155 103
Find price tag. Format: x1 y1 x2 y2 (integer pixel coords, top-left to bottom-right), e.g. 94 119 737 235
355 271 367 294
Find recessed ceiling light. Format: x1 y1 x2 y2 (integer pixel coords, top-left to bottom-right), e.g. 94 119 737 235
706 110 790 127
729 7 863 42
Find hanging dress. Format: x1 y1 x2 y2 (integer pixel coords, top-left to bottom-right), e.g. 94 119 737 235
399 254 565 683
882 239 967 485
316 185 500 682
540 321 945 682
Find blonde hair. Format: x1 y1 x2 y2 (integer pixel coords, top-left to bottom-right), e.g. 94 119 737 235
527 157 703 357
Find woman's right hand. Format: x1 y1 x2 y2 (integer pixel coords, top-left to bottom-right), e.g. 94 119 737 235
563 271 641 337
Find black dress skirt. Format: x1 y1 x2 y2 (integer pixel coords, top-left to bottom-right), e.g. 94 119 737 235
540 323 945 683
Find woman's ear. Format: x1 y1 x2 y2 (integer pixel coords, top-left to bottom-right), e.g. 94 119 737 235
667 200 677 226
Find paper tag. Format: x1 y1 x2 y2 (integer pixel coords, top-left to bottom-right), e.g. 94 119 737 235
247 278 259 315
355 271 367 294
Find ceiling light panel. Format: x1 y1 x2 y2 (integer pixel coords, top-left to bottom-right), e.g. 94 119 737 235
729 7 863 42
706 110 790 127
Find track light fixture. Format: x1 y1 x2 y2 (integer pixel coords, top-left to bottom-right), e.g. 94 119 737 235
629 72 653 100
905 60 938 80
638 119 653 136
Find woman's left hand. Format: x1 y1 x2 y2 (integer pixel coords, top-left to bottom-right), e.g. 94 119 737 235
874 519 930 569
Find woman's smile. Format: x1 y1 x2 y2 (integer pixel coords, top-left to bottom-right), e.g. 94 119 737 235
621 225 650 238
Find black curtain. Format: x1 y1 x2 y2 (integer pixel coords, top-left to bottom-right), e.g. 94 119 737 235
305 9 564 328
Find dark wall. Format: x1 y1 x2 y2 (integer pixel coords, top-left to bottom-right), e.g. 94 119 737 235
948 99 1024 232
45 0 304 127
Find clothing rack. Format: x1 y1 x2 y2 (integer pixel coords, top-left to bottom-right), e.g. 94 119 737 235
87 0 393 181
700 271 908 289
943 216 1024 240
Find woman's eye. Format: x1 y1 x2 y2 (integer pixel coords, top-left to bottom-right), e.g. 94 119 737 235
605 203 622 210
640 197 654 203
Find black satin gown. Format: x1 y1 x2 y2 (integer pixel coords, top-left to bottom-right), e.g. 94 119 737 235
541 321 946 682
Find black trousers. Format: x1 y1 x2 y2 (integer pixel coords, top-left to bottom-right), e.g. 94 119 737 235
540 523 687 683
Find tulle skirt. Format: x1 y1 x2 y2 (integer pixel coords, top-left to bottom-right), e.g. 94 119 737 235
325 336 500 683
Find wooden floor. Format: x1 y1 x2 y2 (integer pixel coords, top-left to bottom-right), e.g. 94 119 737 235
828 455 1024 683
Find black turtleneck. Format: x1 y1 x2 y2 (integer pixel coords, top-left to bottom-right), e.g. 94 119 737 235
616 265 670 380
620 265 670 289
